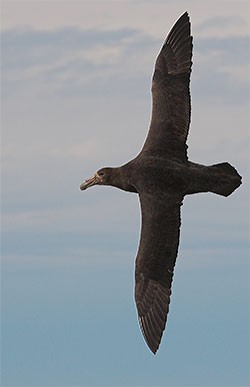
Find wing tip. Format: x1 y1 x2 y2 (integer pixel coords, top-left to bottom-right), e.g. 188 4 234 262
139 316 161 354
158 11 193 75
136 281 172 354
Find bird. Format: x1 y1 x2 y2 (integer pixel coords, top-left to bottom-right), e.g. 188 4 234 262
80 12 242 354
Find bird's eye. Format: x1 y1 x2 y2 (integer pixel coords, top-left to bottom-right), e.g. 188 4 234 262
98 171 104 177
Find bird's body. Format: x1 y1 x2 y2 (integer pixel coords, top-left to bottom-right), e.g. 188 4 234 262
97 158 240 198
80 12 242 354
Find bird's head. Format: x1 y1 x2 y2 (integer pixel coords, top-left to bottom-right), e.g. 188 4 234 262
80 167 114 190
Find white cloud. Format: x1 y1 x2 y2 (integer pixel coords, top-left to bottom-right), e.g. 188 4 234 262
2 0 249 39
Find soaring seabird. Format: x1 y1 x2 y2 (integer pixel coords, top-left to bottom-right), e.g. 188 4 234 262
80 12 242 354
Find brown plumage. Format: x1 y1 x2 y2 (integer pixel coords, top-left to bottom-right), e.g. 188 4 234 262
80 12 242 354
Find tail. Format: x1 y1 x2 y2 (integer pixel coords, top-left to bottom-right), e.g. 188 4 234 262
209 162 242 197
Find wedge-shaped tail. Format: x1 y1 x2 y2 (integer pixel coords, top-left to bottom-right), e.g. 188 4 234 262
208 162 242 197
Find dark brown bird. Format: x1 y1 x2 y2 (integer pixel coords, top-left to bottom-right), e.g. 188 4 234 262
80 12 242 354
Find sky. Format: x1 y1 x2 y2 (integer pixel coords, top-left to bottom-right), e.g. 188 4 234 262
1 0 250 386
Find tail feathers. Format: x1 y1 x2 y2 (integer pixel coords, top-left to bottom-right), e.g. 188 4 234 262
210 162 242 197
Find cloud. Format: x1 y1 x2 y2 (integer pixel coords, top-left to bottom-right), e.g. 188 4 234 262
195 14 249 37
192 36 250 104
2 27 154 100
2 0 249 39
2 26 249 103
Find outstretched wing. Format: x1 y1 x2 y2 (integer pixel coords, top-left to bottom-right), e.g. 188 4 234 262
135 192 183 353
141 12 193 162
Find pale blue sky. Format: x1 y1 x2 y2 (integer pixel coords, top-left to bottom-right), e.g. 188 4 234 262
1 1 249 386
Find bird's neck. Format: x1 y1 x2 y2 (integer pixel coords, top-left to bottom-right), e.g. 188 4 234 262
110 166 137 193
